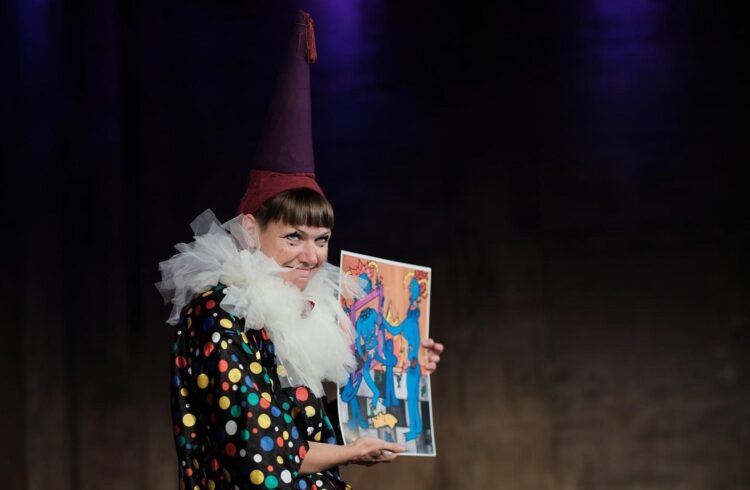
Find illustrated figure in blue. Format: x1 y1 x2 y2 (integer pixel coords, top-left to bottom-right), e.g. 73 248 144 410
355 307 381 410
374 337 399 407
380 275 423 441
341 370 368 430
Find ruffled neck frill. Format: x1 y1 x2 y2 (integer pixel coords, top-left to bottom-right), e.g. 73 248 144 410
156 209 363 397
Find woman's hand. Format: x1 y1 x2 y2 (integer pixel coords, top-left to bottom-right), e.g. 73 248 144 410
422 337 444 373
347 436 406 466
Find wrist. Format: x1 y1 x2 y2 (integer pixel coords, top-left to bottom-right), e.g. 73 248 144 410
340 441 357 466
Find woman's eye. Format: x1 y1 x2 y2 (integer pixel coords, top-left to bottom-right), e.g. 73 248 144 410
316 236 330 245
284 233 300 242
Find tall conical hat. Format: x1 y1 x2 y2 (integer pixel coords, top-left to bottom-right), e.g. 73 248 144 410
238 10 325 216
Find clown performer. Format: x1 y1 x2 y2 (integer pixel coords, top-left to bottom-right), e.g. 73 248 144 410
157 10 443 490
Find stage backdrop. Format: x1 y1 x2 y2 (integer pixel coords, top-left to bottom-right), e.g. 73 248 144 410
1 1 747 489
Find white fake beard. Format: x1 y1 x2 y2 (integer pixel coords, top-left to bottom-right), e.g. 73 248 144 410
223 254 358 398
158 209 361 398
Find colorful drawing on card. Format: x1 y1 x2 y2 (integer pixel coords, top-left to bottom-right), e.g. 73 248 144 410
337 250 436 456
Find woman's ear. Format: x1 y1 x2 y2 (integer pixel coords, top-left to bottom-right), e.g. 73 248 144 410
243 213 257 226
239 213 260 249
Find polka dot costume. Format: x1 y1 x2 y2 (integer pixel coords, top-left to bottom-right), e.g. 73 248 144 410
171 284 350 489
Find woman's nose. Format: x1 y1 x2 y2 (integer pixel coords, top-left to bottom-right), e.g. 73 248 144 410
297 241 317 265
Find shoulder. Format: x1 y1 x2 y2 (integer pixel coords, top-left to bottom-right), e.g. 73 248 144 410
180 283 246 336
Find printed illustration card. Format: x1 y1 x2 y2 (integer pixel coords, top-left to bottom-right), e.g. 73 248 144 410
337 251 436 456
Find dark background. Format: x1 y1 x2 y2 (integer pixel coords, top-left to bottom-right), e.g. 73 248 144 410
2 0 748 488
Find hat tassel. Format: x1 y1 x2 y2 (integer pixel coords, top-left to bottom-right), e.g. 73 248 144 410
304 12 317 64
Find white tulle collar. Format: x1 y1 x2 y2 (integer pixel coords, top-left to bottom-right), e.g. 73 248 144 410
157 209 361 397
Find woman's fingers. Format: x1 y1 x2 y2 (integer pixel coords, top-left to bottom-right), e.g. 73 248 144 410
422 338 444 373
374 443 404 462
421 338 443 350
383 442 406 453
423 338 444 353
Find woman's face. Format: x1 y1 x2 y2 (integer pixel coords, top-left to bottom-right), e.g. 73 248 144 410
258 219 331 290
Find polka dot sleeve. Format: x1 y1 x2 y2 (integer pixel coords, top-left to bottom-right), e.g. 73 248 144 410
212 323 312 487
171 286 350 489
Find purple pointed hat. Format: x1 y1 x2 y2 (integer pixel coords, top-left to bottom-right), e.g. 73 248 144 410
238 10 325 215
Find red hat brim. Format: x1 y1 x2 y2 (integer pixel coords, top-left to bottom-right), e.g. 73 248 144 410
237 169 324 216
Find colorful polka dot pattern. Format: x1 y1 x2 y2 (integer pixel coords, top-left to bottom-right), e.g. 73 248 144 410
171 284 348 489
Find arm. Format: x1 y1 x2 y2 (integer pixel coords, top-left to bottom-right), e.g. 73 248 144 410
356 334 364 359
210 322 311 478
380 313 405 335
171 312 207 487
179 295 312 484
300 438 406 474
